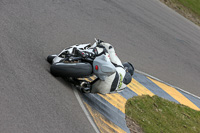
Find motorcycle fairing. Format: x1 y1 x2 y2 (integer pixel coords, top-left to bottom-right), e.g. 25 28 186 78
93 54 116 81
52 43 94 64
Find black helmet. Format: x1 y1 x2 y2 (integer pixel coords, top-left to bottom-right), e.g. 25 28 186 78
122 62 134 76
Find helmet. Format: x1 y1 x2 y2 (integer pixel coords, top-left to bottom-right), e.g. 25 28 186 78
122 62 134 76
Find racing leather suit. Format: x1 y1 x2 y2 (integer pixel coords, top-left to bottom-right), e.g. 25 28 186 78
91 43 127 94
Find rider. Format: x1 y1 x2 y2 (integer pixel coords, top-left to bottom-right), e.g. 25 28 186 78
81 39 134 94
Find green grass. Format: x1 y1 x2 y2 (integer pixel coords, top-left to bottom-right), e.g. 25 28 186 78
161 0 200 26
177 0 200 16
125 95 200 133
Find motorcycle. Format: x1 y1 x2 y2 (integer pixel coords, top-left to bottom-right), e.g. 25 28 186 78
47 39 117 93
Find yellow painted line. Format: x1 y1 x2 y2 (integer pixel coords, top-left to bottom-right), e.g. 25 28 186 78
148 77 200 111
90 75 97 80
98 78 155 113
80 76 96 82
127 78 154 96
84 102 126 133
77 78 91 82
98 93 127 113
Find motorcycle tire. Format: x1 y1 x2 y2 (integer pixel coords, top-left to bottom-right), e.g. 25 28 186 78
50 62 93 78
47 55 57 64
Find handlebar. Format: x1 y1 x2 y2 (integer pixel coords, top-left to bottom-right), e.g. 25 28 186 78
62 47 95 62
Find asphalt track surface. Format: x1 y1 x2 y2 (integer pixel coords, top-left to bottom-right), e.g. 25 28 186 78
0 0 200 132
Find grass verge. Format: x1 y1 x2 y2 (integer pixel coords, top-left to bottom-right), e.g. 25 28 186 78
160 0 200 26
125 95 200 133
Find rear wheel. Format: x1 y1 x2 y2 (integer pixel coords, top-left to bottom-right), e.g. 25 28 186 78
50 62 93 78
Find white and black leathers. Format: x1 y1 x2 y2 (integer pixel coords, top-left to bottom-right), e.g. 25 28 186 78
91 42 127 94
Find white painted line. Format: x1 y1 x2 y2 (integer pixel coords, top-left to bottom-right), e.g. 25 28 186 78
73 86 100 133
135 69 200 100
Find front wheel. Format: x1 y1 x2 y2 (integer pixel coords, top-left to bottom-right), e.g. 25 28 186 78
50 62 93 78
47 55 57 64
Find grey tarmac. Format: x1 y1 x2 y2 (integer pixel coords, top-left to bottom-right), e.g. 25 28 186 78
0 0 200 132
